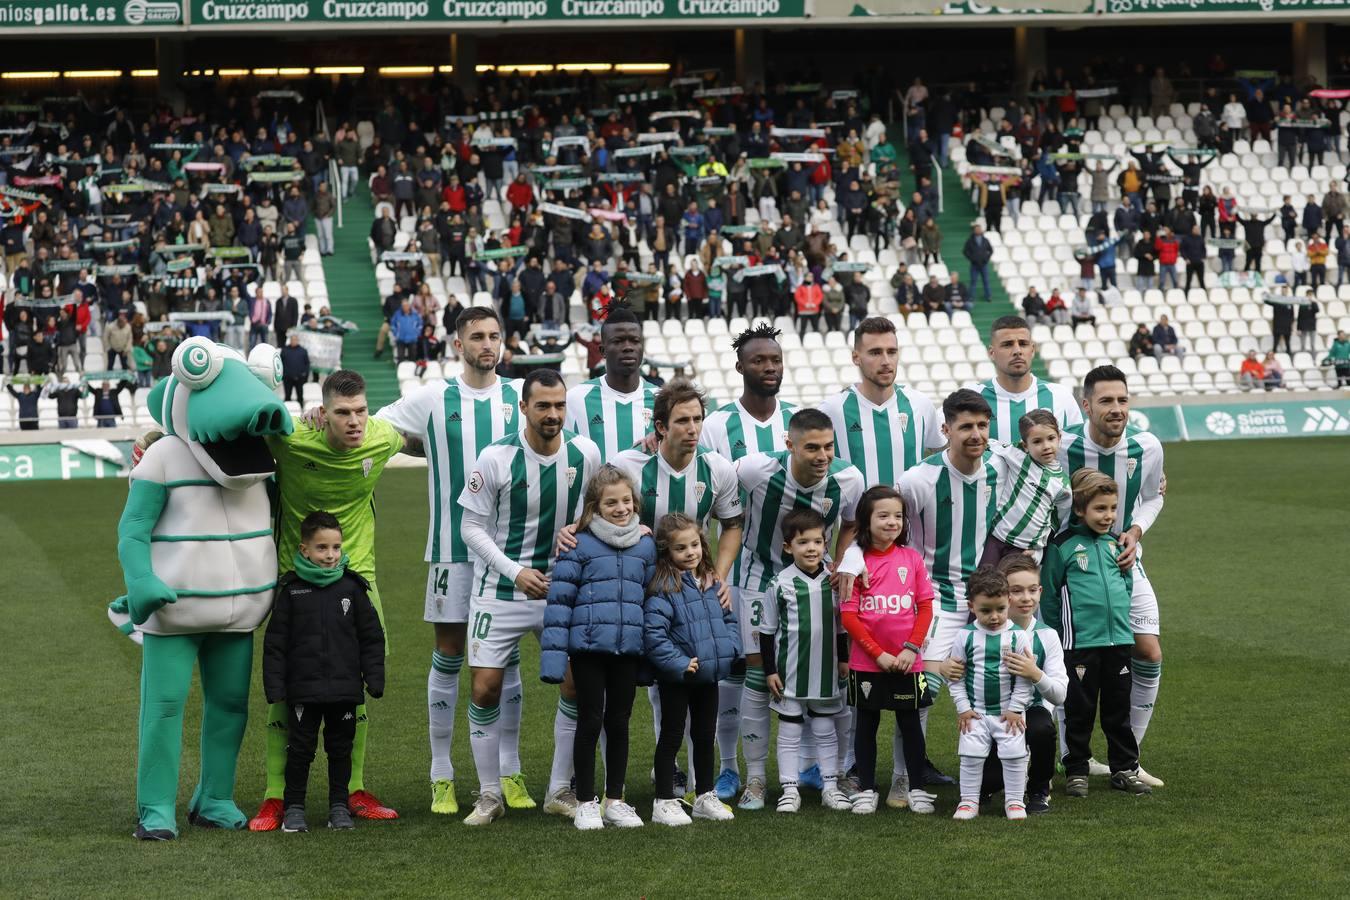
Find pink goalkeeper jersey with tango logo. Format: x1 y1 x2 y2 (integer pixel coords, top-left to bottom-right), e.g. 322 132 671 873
840 543 935 673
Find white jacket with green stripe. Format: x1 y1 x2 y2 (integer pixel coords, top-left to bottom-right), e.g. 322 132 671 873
128 435 276 635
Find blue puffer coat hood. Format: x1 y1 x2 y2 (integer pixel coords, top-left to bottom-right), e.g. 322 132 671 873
539 529 657 684
644 572 742 684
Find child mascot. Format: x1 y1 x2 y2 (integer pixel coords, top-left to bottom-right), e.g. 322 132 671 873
116 337 293 840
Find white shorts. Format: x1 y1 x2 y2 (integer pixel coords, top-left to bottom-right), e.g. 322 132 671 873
738 588 767 655
466 597 545 669
770 694 846 717
922 612 967 666
1129 557 1160 636
957 713 1029 759
424 563 475 624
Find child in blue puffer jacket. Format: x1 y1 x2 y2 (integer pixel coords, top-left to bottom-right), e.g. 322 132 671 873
643 512 742 827
541 465 656 831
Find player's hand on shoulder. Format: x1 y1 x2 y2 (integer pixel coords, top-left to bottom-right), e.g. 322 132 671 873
555 523 579 554
1003 648 1042 681
299 405 324 429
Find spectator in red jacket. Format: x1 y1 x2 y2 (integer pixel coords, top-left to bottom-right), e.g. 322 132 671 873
442 175 467 213
793 272 823 338
506 174 534 214
1154 228 1181 290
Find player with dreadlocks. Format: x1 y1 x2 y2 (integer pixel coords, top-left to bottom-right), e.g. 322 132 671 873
701 322 816 803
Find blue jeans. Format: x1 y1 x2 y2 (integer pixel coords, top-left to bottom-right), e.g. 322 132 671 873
1058 192 1080 218
1160 264 1179 289
969 264 991 301
1127 192 1143 213
1136 274 1156 291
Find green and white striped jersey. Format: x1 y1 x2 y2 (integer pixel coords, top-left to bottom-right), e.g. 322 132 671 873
898 450 1005 615
763 563 841 701
459 430 601 602
376 375 523 564
947 622 1034 716
564 377 657 462
736 451 864 593
612 445 742 531
968 376 1083 446
1020 619 1068 710
990 444 1072 551
819 384 942 488
700 398 796 461
1057 424 1165 535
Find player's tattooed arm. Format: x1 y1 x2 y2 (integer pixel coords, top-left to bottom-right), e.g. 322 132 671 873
400 433 426 457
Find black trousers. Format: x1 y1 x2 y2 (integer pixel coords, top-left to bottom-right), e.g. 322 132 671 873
853 706 926 792
571 652 638 801
283 377 305 403
285 701 357 809
981 705 1056 795
655 680 717 799
1063 646 1138 777
1184 261 1206 290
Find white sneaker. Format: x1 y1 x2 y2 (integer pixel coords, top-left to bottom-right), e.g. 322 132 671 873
692 791 734 821
463 791 504 826
602 798 643 828
776 785 801 814
886 773 910 809
574 798 603 831
737 777 766 810
1088 757 1111 777
1005 800 1028 820
821 787 853 811
652 798 692 827
1136 766 1165 788
851 789 879 815
908 789 937 814
542 786 578 819
952 800 979 821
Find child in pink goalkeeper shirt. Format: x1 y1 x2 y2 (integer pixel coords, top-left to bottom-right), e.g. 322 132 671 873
838 485 936 815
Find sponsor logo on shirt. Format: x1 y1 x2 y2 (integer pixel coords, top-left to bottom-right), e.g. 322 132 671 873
304 460 318 470
857 593 915 614
848 420 864 433
448 411 462 423
590 413 604 425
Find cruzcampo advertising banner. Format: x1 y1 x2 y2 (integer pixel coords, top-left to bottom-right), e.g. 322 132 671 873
0 441 133 482
191 0 801 24
0 0 181 29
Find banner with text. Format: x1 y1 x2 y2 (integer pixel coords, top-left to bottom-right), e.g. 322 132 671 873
191 0 801 24
0 441 133 482
1131 399 1350 443
0 0 181 29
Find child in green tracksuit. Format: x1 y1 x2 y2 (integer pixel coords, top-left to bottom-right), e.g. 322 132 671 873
1040 470 1151 799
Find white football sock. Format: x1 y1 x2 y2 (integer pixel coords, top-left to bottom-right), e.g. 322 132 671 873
428 651 462 782
959 756 985 804
717 675 744 774
1002 754 1029 806
775 718 801 787
740 668 771 783
836 707 855 773
467 702 501 796
1130 659 1162 747
549 696 578 795
498 651 524 775
798 725 817 772
809 713 840 788
893 721 908 781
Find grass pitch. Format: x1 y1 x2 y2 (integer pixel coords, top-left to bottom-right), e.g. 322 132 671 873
4 438 1348 898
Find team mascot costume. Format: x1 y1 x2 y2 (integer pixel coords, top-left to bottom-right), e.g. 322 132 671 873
115 337 293 840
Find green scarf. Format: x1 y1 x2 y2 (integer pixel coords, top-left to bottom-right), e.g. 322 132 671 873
292 551 349 588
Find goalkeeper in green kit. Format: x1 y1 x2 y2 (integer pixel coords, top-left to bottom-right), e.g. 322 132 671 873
248 371 417 830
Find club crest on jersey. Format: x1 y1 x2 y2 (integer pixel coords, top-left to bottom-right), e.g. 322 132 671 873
819 498 834 516
1074 550 1089 572
1126 457 1137 477
502 403 514 423
897 412 909 432
694 481 706 502
897 566 908 582
566 466 578 487
642 407 653 427
362 458 374 478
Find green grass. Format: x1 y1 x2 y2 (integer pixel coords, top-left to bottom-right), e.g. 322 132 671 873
5 438 1349 897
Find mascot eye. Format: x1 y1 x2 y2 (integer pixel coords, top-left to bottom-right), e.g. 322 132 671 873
248 344 284 390
172 337 224 390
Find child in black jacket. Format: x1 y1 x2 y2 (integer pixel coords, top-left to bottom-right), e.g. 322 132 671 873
263 512 385 833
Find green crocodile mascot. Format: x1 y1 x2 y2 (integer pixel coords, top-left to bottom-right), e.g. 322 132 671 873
116 337 292 840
